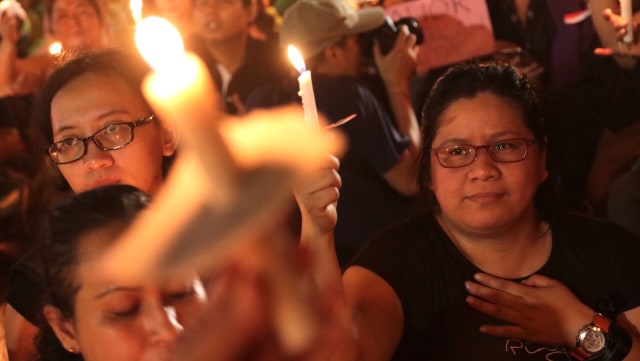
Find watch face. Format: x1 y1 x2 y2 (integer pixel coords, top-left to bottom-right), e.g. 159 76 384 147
582 329 606 353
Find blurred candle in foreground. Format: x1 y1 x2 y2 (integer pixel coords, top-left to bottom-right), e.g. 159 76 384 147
621 0 633 43
129 0 142 23
287 45 319 128
135 16 235 204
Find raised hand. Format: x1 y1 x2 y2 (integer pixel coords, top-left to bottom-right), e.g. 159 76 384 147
294 154 342 242
594 8 640 57
373 24 418 91
465 273 594 348
0 12 20 46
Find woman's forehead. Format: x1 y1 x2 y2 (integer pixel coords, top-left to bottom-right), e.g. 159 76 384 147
51 73 148 129
433 93 528 137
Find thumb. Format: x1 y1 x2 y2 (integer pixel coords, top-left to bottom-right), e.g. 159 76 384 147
520 274 555 288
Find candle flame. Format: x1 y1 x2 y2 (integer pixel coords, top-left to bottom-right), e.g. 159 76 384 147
0 0 27 22
49 41 62 55
287 45 306 73
130 0 143 23
135 16 185 72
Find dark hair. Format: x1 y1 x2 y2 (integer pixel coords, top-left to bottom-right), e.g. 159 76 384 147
33 49 151 146
36 185 152 361
418 61 557 219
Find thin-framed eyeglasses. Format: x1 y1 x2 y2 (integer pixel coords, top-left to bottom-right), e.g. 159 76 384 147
46 115 156 165
429 138 537 168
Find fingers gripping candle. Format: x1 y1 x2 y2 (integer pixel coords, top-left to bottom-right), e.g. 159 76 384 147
287 45 319 128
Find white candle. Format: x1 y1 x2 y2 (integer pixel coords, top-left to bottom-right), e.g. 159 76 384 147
621 0 633 43
287 45 319 128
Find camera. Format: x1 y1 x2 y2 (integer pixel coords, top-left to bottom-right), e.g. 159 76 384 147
357 16 424 58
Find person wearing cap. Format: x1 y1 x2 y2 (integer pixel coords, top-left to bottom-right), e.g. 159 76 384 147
276 0 421 266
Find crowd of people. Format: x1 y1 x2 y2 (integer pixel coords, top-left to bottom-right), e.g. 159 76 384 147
1 0 639 360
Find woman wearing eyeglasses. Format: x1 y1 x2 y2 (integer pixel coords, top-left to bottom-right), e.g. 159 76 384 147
302 62 640 360
39 53 176 195
4 49 178 361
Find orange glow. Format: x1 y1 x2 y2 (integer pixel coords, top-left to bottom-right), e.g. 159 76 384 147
49 41 62 55
135 16 184 72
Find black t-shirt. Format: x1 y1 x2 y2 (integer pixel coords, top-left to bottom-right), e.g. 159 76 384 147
6 245 45 325
352 211 640 360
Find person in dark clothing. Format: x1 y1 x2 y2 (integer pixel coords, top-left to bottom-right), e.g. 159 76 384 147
188 0 290 114
302 62 640 360
250 0 421 266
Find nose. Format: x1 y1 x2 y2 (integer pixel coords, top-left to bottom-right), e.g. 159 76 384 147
146 305 182 345
468 147 500 181
82 141 114 172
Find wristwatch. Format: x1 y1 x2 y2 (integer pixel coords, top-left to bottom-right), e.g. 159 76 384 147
570 313 611 360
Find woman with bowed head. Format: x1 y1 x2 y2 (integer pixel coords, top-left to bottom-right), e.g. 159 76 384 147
37 185 206 361
299 62 640 360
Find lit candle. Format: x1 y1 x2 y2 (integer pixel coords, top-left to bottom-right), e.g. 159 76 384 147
287 45 319 128
48 41 62 56
0 0 27 22
135 16 236 205
621 0 633 43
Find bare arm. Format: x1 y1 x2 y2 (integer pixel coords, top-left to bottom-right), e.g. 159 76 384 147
374 26 422 196
294 156 405 361
618 305 640 360
343 266 404 361
294 154 343 293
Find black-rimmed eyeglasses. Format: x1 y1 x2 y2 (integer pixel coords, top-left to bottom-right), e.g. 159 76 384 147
429 138 537 168
46 115 156 165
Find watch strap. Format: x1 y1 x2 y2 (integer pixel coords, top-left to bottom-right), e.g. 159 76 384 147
593 313 610 333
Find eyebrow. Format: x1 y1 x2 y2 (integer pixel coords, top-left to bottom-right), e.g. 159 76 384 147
94 286 142 299
436 131 518 145
54 110 135 135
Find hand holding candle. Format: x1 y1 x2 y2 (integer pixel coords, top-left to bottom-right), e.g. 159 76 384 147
288 45 319 128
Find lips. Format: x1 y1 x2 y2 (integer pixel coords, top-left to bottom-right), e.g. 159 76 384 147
92 178 120 188
466 192 505 203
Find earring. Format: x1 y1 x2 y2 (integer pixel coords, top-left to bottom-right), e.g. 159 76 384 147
67 346 75 353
